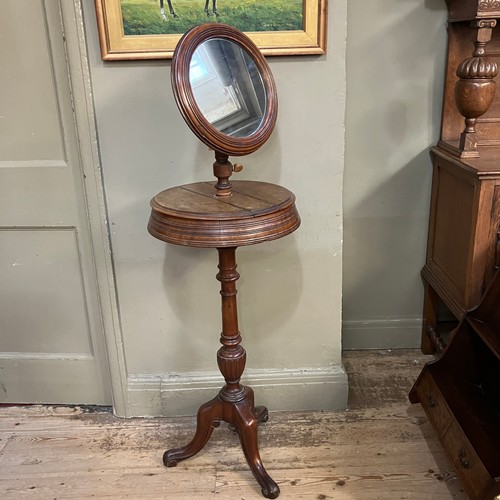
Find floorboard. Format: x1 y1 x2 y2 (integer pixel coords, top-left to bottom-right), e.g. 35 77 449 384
0 350 467 499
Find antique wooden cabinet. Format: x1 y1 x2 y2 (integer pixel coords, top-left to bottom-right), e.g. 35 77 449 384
412 2 500 499
411 271 500 499
422 147 500 352
421 1 500 354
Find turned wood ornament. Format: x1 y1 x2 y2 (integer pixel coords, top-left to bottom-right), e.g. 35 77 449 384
455 19 498 156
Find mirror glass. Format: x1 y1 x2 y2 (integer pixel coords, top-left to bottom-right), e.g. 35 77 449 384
171 23 278 156
189 39 267 138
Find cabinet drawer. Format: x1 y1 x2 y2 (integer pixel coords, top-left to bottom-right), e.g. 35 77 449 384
413 368 452 437
441 420 492 500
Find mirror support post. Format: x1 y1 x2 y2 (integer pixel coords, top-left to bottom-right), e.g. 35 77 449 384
213 151 234 197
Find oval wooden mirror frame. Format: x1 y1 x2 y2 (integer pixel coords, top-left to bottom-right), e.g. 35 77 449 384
171 23 278 157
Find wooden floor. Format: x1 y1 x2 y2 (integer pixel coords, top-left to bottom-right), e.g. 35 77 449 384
0 350 468 499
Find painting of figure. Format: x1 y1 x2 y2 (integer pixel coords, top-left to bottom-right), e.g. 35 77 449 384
121 0 303 35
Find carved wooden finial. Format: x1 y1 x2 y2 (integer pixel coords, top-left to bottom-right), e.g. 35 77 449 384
454 19 498 157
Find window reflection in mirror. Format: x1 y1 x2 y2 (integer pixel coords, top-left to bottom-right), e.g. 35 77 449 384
189 39 266 138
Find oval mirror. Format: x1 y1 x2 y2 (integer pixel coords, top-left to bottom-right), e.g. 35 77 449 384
171 23 278 157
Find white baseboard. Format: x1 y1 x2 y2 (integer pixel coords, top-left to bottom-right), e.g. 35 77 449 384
126 365 348 417
342 317 422 350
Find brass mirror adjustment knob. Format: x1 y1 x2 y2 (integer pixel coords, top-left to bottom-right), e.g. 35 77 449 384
233 163 244 172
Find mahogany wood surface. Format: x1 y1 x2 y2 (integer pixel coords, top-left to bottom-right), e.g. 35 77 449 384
155 22 299 498
162 247 281 499
163 248 279 498
148 180 300 248
149 180 299 498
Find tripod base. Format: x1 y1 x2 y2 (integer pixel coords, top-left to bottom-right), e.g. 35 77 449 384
163 386 279 499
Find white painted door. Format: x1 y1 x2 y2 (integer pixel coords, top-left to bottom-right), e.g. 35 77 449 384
0 0 112 404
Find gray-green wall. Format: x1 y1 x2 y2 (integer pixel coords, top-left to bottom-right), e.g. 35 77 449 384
343 0 448 349
80 0 450 416
82 0 348 416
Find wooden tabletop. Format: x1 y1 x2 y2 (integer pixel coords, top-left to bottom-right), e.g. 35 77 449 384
148 180 300 248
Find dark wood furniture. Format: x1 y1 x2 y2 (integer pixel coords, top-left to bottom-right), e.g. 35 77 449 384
421 1 500 354
410 271 500 499
148 24 300 499
422 146 500 353
412 3 500 498
149 179 299 499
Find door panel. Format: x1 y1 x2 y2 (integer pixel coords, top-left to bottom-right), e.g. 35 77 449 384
0 0 111 404
1 228 92 354
0 0 64 162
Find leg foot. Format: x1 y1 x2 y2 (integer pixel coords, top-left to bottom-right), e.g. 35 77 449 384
163 450 178 467
261 484 280 499
255 405 269 424
163 395 222 467
233 399 279 498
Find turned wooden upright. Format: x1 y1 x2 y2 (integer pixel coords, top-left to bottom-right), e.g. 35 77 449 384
148 152 300 499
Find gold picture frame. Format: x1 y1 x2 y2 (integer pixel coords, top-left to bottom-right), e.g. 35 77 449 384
95 0 327 60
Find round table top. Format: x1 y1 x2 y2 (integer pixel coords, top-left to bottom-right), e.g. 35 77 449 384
148 180 300 248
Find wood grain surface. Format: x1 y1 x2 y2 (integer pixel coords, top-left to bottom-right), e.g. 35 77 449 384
148 181 300 247
0 350 467 499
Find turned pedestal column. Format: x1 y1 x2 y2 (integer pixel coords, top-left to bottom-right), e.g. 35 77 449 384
148 179 300 498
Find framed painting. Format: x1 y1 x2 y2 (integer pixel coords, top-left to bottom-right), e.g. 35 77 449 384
94 0 327 60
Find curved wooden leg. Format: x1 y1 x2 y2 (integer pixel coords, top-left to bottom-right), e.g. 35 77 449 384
233 399 279 499
244 386 269 425
229 388 269 431
163 395 223 467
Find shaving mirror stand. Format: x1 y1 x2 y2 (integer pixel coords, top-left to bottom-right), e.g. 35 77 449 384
147 24 300 499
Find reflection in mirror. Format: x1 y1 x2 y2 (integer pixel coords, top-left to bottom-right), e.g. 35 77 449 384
189 39 266 138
